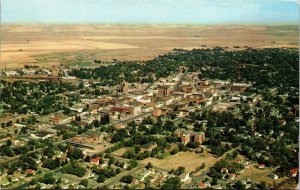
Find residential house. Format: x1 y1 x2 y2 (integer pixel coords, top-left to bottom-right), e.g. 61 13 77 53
290 168 298 177
90 157 101 165
179 172 191 183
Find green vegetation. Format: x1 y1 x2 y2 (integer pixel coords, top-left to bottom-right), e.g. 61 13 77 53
62 161 87 177
65 61 94 67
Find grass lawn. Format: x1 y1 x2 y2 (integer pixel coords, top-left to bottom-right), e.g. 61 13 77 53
236 163 287 186
141 150 218 172
111 147 128 157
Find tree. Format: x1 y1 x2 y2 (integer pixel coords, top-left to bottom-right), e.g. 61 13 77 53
62 161 86 177
42 158 60 170
235 180 246 190
171 147 179 155
80 179 89 187
178 143 185 151
100 113 110 125
79 82 84 89
174 166 185 176
68 147 83 160
212 177 218 185
259 181 267 189
146 162 153 170
30 178 38 185
40 172 56 184
121 175 134 184
6 139 12 147
97 174 106 183
93 120 100 128
161 177 181 189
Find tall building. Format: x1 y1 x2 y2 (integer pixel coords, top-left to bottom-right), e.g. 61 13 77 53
181 133 190 145
194 132 205 144
158 85 170 97
120 81 129 93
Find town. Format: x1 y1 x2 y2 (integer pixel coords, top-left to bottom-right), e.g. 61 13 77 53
0 47 298 189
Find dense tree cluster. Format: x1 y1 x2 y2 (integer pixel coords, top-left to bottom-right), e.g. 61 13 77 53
0 80 78 115
62 161 86 177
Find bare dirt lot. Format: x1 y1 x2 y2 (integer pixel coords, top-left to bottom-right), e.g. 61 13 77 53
141 151 218 172
1 24 298 69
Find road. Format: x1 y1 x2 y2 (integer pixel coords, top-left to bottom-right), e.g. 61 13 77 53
100 165 143 188
173 69 189 91
111 111 152 125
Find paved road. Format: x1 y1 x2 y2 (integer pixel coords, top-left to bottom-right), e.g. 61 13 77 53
111 111 152 125
173 69 189 91
100 165 143 188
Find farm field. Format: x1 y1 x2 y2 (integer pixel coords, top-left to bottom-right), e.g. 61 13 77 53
1 24 298 69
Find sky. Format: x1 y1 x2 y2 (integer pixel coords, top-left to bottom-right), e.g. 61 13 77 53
1 0 299 24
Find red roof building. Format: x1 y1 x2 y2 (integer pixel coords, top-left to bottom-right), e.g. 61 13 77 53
25 169 35 175
291 168 298 177
197 182 206 189
90 157 100 165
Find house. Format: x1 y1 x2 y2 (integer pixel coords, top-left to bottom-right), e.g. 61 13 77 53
70 104 85 113
229 173 236 180
179 172 191 183
204 181 211 188
221 168 229 174
290 168 298 177
25 169 35 176
90 157 100 165
269 173 279 179
258 164 265 169
3 71 19 76
100 162 108 168
152 108 162 117
123 162 129 169
115 123 127 129
197 182 206 189
157 85 171 97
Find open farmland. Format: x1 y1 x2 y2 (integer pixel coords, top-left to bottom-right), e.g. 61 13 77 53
1 24 298 69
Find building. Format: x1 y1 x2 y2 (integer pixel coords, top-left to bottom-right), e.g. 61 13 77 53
193 132 205 144
157 85 171 97
258 164 265 169
179 172 190 183
90 157 101 165
181 134 190 145
231 83 251 92
25 169 35 176
175 129 206 145
120 81 129 93
3 71 19 76
111 106 141 116
269 173 279 179
290 168 298 177
197 182 207 189
221 168 229 174
152 108 162 117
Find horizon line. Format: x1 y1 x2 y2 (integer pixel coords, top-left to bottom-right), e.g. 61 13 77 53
1 21 299 26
